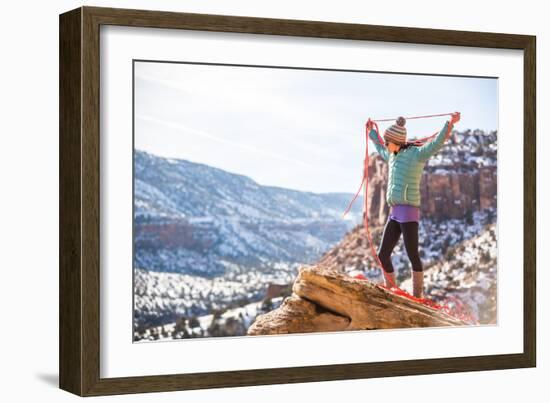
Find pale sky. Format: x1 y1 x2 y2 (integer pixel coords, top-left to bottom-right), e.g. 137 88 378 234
134 61 497 193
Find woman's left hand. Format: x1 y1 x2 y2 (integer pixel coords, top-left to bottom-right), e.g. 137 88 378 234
450 112 461 125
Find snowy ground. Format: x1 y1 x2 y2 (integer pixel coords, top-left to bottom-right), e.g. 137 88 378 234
135 297 284 341
134 260 298 330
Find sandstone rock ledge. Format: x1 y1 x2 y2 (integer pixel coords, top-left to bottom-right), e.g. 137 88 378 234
247 265 467 335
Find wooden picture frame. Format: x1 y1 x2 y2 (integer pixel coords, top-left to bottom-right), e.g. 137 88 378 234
59 5 536 397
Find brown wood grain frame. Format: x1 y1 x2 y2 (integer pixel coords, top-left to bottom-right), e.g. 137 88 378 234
59 6 536 396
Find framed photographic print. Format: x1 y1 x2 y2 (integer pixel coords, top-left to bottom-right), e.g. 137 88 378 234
59 6 536 397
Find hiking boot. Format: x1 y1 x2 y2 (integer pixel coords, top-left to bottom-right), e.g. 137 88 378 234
412 271 424 298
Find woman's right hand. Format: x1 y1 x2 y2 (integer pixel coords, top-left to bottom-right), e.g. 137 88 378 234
366 119 374 132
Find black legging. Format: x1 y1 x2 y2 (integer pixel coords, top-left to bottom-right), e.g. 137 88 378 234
377 217 423 273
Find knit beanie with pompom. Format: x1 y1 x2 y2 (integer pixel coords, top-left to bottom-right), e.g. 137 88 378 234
383 116 407 145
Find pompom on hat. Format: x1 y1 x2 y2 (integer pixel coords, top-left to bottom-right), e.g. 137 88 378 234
383 116 407 145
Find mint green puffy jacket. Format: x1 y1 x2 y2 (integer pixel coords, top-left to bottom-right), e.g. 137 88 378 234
369 121 451 208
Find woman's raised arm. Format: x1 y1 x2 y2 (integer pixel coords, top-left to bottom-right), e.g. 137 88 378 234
415 112 460 161
415 121 451 161
368 128 389 161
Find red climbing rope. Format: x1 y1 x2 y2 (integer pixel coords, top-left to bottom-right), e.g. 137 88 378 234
368 112 456 123
343 114 478 325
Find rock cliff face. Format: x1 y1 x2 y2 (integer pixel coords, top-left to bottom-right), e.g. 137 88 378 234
248 265 467 335
366 129 497 226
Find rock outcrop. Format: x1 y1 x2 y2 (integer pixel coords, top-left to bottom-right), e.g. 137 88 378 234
246 294 350 335
248 265 467 335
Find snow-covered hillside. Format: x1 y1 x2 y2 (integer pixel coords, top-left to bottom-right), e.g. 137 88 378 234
133 150 363 330
135 150 364 222
134 150 363 275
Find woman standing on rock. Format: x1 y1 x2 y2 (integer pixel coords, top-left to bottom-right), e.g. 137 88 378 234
367 112 461 298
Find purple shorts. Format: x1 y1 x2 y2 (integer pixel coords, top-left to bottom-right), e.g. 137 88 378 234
389 203 420 223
